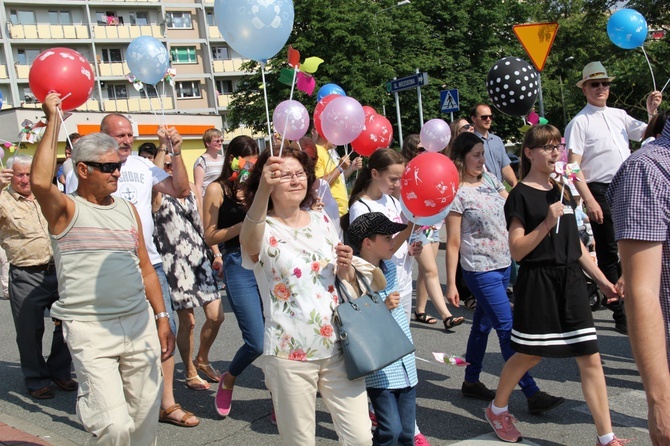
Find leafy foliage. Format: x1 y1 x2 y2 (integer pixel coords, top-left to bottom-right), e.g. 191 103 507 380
226 0 668 150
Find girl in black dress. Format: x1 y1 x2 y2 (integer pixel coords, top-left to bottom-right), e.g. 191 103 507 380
485 125 626 446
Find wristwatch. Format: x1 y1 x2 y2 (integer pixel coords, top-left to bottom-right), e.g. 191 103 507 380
214 253 222 258
155 312 170 321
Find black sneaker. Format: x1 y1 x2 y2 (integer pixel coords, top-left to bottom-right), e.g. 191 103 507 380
527 391 565 414
461 381 495 401
615 322 628 335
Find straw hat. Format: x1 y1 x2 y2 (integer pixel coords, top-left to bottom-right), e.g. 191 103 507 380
576 61 616 88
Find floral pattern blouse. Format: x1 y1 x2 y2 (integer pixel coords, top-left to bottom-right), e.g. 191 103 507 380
252 210 342 361
450 173 511 272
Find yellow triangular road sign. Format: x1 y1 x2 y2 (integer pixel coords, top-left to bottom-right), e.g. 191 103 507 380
513 22 559 72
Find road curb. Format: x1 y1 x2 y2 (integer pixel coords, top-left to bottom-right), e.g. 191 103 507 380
0 411 79 446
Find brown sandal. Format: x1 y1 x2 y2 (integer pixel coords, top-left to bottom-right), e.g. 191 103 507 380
159 404 200 427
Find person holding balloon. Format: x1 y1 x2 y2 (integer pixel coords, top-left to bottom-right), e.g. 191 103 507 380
445 132 564 414
486 125 625 446
400 134 465 331
565 61 662 335
239 144 372 445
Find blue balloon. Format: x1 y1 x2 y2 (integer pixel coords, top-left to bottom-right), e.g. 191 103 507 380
400 195 451 226
317 84 346 102
0 90 3 110
126 36 169 85
607 9 648 50
214 0 294 63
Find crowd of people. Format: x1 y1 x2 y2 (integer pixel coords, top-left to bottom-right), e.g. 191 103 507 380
0 60 668 446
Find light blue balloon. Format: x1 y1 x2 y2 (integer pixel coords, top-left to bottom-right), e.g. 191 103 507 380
214 0 294 63
317 84 346 102
607 9 647 50
126 36 169 85
400 196 451 226
0 90 3 109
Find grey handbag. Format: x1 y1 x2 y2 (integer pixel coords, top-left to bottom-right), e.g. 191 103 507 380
333 269 415 380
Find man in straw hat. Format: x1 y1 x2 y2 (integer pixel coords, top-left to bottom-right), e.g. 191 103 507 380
565 61 662 335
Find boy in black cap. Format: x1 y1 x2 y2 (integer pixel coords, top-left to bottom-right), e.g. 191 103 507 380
348 212 419 445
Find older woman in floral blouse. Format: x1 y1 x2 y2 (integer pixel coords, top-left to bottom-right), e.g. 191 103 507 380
240 145 371 446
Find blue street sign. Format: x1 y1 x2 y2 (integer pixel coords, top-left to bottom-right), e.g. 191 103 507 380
386 72 429 93
440 89 459 113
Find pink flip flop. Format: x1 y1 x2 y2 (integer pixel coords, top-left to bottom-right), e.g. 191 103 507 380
215 372 234 417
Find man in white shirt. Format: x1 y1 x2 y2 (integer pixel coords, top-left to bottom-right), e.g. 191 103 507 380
565 61 662 335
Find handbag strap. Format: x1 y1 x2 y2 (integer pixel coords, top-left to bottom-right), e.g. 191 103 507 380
334 267 380 306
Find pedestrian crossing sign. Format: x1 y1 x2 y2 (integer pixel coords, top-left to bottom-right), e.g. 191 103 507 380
440 89 459 114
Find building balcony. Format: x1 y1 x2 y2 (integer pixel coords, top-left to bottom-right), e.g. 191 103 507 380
9 24 90 40
92 24 162 40
103 96 174 113
0 64 7 79
15 64 30 79
209 25 222 39
217 93 233 108
98 62 130 77
212 59 248 73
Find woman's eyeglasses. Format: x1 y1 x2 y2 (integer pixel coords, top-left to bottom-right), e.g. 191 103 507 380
533 144 566 153
279 171 307 182
164 162 172 169
458 124 472 132
82 161 122 173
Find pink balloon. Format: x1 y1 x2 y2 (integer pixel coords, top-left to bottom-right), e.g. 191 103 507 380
420 119 452 153
320 96 365 145
273 100 310 141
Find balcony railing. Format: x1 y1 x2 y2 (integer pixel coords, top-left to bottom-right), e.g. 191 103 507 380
212 59 248 73
93 24 162 39
208 25 222 39
15 64 30 79
0 64 7 79
9 24 90 40
103 97 174 113
217 93 233 108
98 62 130 77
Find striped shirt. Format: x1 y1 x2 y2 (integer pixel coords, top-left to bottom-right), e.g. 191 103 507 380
364 259 418 390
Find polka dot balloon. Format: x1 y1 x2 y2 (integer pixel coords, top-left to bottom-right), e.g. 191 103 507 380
486 57 539 117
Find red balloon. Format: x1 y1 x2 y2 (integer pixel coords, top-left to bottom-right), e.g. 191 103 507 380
313 94 340 138
29 48 95 111
351 113 393 156
400 152 459 217
362 105 377 116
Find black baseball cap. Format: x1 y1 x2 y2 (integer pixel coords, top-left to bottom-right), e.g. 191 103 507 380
349 212 407 249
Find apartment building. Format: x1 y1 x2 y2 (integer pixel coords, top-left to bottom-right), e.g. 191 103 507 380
0 0 262 168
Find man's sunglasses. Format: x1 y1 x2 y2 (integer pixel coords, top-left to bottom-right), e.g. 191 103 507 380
82 161 122 173
477 115 493 120
588 81 610 88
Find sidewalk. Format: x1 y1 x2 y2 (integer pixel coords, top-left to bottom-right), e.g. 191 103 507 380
0 412 77 446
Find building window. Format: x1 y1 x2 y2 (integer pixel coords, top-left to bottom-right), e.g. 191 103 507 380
101 48 122 63
49 11 72 25
216 80 233 94
212 46 230 60
129 12 149 26
206 12 215 26
170 47 197 64
10 10 36 25
176 81 201 99
17 49 40 65
107 85 128 100
166 12 192 29
139 84 158 98
96 12 122 26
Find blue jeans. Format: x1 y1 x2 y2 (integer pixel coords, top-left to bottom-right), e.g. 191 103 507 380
153 263 177 335
368 386 416 446
462 267 539 398
222 247 264 377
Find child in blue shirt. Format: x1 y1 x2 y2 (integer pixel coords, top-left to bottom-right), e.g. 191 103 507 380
348 212 419 446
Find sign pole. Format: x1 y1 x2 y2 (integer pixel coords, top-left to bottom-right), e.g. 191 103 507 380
394 80 403 145
416 68 424 127
450 112 454 123
537 73 545 117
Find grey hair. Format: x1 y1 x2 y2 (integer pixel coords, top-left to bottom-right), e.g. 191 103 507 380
71 133 118 178
7 154 32 170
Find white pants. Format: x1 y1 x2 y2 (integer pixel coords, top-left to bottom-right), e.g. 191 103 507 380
63 310 163 446
263 351 372 446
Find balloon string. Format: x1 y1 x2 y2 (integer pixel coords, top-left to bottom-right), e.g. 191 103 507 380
145 87 172 152
555 179 565 234
660 77 670 94
277 68 300 158
641 46 657 91
261 65 273 149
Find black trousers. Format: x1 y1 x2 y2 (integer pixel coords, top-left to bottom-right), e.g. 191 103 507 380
587 183 626 324
8 265 72 391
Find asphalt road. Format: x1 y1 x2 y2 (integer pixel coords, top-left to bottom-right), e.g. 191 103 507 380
0 247 651 446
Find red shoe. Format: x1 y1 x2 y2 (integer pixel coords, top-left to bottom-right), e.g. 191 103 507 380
485 402 521 443
596 436 630 446
414 433 431 445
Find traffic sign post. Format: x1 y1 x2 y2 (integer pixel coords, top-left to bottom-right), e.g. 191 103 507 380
385 71 430 145
440 89 459 113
